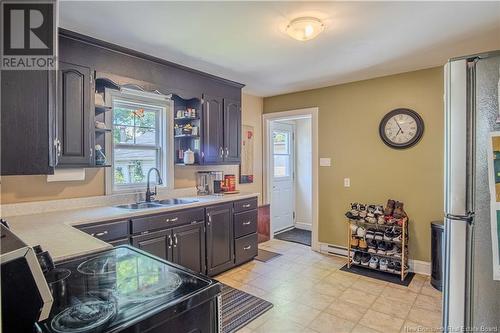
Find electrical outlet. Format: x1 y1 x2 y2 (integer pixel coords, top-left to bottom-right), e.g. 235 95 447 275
344 178 351 187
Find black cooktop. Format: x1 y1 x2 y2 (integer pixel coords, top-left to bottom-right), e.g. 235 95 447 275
37 246 218 333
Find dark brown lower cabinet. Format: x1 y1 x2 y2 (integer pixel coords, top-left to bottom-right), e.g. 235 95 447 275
172 221 206 273
132 223 206 274
132 230 171 261
206 203 235 276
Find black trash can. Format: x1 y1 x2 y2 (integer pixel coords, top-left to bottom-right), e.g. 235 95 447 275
431 221 444 291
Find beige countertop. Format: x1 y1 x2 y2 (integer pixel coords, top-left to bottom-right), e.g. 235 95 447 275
3 192 259 262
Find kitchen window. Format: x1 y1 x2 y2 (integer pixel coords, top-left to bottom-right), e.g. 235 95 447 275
106 89 173 193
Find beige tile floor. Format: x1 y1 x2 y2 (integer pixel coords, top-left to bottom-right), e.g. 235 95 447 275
215 239 442 333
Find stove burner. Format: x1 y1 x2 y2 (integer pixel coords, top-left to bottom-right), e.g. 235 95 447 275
77 253 118 276
50 300 116 333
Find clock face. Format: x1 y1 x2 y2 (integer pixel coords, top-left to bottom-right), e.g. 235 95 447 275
379 109 424 149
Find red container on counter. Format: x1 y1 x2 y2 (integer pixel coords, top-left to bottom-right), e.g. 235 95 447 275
224 174 236 192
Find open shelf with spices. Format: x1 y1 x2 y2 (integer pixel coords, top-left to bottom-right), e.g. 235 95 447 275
172 94 202 165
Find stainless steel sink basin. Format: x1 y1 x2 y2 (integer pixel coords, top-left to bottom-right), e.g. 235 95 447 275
115 202 163 209
115 198 198 209
155 198 198 205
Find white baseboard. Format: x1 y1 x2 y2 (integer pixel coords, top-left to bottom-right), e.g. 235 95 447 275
318 242 431 276
295 221 312 231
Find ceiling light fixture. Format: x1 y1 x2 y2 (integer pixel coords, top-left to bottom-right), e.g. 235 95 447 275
286 17 325 41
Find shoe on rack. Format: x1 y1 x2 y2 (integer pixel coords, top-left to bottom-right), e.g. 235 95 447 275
369 256 379 269
368 239 377 253
361 253 371 266
365 228 375 240
387 261 396 273
367 205 376 218
384 227 394 241
393 201 407 219
392 229 402 242
379 258 388 271
385 216 395 225
384 199 395 216
358 238 368 250
374 205 384 216
350 237 359 248
374 231 384 241
394 262 408 273
345 211 357 220
385 243 396 256
376 241 387 255
350 223 359 234
352 251 362 265
357 226 366 238
359 204 367 218
393 246 402 258
397 218 405 227
377 215 385 225
365 216 377 224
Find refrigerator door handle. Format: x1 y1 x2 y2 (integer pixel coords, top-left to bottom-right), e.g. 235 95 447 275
445 213 474 224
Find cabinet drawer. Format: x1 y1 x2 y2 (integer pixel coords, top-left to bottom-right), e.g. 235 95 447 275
131 208 205 234
234 197 258 213
235 233 258 265
109 238 130 247
79 220 129 242
234 209 257 238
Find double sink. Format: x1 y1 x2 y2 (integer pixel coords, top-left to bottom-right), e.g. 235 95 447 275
115 198 198 210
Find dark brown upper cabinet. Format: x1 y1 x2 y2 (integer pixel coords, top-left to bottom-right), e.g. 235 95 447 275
202 95 225 164
201 95 241 165
56 61 94 167
223 99 242 163
1 70 56 175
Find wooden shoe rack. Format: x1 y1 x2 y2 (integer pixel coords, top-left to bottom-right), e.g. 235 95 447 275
346 217 409 281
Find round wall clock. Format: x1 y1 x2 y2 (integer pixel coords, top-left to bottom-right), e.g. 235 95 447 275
379 108 424 149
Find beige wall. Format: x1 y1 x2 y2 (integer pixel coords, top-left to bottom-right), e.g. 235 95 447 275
264 67 444 262
1 93 263 204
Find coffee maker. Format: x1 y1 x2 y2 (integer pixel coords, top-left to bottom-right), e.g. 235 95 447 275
196 171 224 195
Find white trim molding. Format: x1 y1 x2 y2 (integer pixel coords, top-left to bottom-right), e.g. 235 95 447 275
295 221 312 231
263 107 320 251
319 242 431 276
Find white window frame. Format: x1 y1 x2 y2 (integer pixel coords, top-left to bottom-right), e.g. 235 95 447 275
104 88 174 194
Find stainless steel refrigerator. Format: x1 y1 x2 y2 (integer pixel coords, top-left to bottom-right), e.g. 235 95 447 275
444 51 500 331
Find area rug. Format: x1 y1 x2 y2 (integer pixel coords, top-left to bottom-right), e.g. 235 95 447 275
340 264 415 286
220 284 273 333
274 228 311 246
255 249 282 262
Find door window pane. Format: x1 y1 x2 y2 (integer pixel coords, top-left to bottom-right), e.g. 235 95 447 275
274 155 290 178
273 131 289 154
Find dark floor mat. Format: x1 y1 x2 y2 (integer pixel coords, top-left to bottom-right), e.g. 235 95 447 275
255 249 282 262
340 264 415 286
220 284 273 333
274 228 311 246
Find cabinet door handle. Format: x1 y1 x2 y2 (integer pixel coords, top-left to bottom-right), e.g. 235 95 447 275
167 235 172 248
219 147 223 158
242 204 251 208
242 221 252 225
91 230 108 238
173 234 178 247
165 218 170 223
208 214 212 223
170 217 178 222
55 139 61 157
225 147 229 158
243 245 252 250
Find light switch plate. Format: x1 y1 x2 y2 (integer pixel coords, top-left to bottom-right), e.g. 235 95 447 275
320 158 331 167
344 178 351 187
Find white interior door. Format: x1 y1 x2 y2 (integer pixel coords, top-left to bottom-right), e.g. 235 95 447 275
270 122 295 233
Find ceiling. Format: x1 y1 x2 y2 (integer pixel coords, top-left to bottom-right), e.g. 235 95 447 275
60 1 500 97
